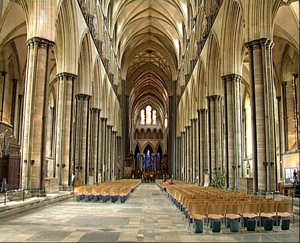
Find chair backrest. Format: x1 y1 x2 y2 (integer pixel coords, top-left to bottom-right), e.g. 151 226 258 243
208 203 226 215
189 203 208 216
187 199 205 211
260 202 276 214
74 186 83 194
243 202 260 214
276 202 293 213
226 203 243 214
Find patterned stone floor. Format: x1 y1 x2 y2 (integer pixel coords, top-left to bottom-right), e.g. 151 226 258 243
0 183 298 242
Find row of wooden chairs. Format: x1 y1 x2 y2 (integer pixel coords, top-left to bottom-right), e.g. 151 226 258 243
74 179 141 203
157 181 294 233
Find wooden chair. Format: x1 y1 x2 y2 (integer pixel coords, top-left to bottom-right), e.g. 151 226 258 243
189 203 208 232
242 202 260 230
276 202 294 231
259 202 277 231
207 203 226 232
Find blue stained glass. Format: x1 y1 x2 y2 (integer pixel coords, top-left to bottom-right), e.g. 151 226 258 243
157 153 161 170
151 153 154 170
146 150 151 168
136 153 140 169
143 153 146 168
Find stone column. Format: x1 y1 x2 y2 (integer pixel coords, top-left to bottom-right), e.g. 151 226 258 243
55 72 76 186
176 136 181 180
281 81 288 152
223 74 243 190
108 125 113 181
0 71 7 121
117 136 122 179
103 118 108 181
181 132 187 181
16 94 24 143
180 132 185 181
10 78 18 127
207 95 223 182
99 118 105 182
111 130 115 180
246 38 277 192
113 131 117 180
74 94 90 185
121 79 129 179
22 37 54 189
192 119 197 183
185 126 190 181
172 80 178 178
293 74 299 150
168 95 173 176
190 120 194 182
96 110 101 184
276 96 283 180
198 109 208 186
89 108 100 185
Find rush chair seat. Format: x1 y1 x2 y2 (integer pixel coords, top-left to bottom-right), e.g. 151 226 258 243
276 202 294 231
207 203 226 232
189 203 208 233
110 187 120 203
259 202 276 231
101 187 111 203
225 203 243 232
119 186 131 203
92 186 102 202
242 202 260 231
74 187 84 202
83 186 93 202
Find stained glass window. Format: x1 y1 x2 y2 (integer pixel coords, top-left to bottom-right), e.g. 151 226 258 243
146 105 152 124
141 109 145 125
152 110 157 124
157 153 161 170
136 153 140 169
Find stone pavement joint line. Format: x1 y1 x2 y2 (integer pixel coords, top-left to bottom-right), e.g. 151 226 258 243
0 183 299 242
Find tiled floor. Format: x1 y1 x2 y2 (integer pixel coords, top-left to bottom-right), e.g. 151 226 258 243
0 183 298 242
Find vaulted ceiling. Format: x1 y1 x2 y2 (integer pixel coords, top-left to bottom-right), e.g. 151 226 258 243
107 0 191 124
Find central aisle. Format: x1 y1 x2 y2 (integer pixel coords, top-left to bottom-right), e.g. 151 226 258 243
0 183 298 242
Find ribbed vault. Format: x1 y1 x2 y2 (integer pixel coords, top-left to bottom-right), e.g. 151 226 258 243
108 0 187 126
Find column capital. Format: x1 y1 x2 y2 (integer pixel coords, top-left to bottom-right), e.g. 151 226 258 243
75 93 91 100
191 118 197 123
1 71 7 76
26 37 55 49
56 72 77 80
90 107 101 113
181 131 185 135
197 108 208 114
245 38 273 50
293 74 298 79
101 117 108 121
281 81 288 86
207 95 222 101
107 125 113 129
112 131 117 135
221 74 242 82
185 125 191 129
276 96 281 101
12 78 18 84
